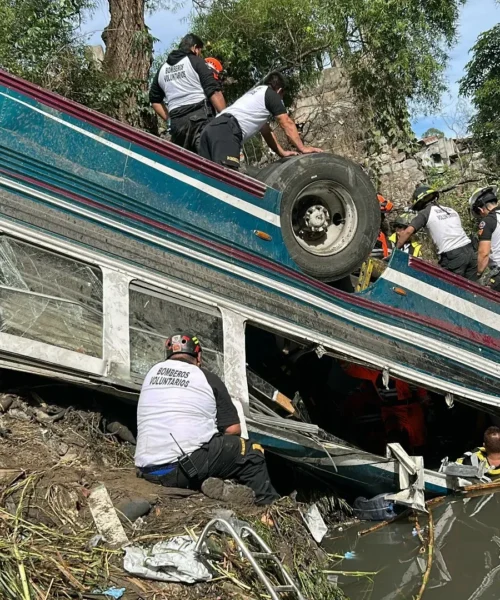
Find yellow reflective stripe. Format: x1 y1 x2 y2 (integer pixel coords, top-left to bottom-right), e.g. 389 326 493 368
252 443 264 453
240 438 246 456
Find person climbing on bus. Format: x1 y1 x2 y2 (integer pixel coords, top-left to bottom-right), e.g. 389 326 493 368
388 213 422 257
456 426 500 479
199 71 322 170
134 333 279 505
149 34 227 154
396 185 477 280
469 186 500 290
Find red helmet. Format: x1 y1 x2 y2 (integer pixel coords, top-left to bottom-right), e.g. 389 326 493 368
205 57 224 80
165 333 201 359
377 193 394 213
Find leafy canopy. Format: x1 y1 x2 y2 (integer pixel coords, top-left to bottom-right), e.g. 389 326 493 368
0 0 104 102
193 0 465 143
422 128 445 138
460 23 500 167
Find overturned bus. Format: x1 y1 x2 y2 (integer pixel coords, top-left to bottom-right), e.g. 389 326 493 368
0 70 499 503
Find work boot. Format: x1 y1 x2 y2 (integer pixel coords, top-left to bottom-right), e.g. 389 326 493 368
201 478 255 505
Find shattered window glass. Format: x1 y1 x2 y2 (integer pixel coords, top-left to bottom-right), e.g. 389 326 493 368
0 237 103 357
129 286 224 379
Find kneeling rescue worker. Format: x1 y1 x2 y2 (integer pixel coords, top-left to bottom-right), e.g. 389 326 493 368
135 333 279 505
397 185 477 280
470 186 500 290
456 426 500 479
199 72 322 170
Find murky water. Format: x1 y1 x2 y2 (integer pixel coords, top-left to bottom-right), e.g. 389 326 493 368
324 491 500 599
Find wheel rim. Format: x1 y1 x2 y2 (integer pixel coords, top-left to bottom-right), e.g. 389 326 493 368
290 180 359 257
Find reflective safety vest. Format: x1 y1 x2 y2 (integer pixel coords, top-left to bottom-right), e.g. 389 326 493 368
388 233 422 257
457 447 500 478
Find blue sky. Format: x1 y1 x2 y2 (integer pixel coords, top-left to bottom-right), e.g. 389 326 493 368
82 1 500 139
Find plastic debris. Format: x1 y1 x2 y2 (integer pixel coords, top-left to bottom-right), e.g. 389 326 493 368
92 587 126 599
212 508 250 537
123 535 212 583
88 483 129 547
87 534 105 549
301 503 328 543
344 551 356 559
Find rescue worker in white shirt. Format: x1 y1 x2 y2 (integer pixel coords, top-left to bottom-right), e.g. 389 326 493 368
469 186 500 291
199 71 322 170
135 333 279 505
149 34 226 153
456 426 500 479
396 185 477 280
388 213 422 257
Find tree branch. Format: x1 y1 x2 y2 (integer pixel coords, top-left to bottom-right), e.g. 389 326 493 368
438 178 484 193
255 44 330 86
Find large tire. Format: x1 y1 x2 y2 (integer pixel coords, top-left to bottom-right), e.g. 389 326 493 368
257 154 379 281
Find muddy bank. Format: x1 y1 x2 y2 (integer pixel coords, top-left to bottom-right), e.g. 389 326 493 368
0 389 347 599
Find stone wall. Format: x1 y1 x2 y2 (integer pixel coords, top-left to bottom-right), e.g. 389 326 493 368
290 66 425 206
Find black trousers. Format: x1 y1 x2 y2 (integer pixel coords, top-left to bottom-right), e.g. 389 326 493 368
199 114 242 170
439 243 478 281
140 434 279 505
170 106 212 154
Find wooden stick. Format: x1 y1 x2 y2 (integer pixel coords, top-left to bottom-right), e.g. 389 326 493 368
415 510 434 600
357 509 410 537
425 495 446 508
462 480 500 492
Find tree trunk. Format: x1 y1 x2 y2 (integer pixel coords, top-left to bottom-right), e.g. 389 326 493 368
102 0 157 133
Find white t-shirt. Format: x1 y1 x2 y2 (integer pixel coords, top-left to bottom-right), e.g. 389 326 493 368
157 56 206 112
218 85 286 141
135 360 238 467
150 50 220 116
411 203 470 255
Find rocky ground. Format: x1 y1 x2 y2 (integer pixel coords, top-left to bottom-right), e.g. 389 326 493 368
0 384 348 600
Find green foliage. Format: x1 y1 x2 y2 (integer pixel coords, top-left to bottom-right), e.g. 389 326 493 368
422 128 445 138
460 24 500 168
0 0 99 98
193 0 465 147
0 0 157 128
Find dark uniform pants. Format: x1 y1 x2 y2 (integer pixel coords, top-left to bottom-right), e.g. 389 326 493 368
170 105 212 154
439 243 478 281
199 114 242 170
139 434 278 505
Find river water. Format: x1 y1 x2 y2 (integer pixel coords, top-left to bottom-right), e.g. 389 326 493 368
324 491 500 599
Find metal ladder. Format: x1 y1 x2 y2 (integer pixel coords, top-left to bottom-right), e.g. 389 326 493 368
195 518 306 600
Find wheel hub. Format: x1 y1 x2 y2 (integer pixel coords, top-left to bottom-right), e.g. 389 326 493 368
303 205 330 233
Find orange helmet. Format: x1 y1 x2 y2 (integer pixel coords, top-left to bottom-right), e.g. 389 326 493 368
377 193 394 213
205 57 224 80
